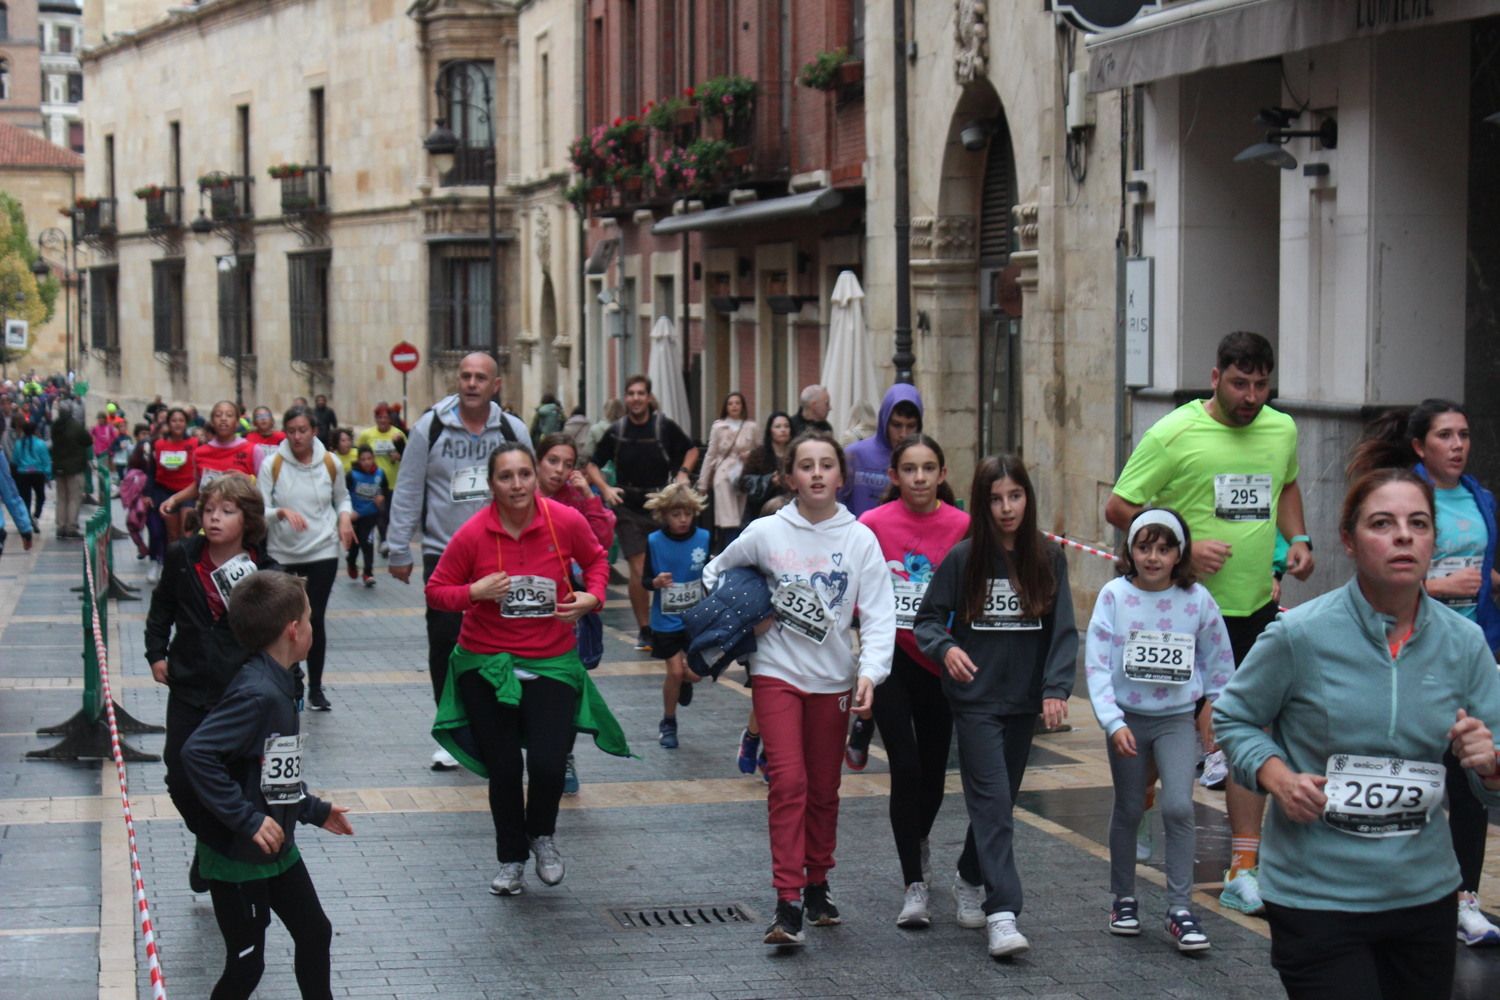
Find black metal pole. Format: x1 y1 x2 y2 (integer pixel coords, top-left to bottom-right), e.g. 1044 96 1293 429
891 0 913 383
489 157 500 370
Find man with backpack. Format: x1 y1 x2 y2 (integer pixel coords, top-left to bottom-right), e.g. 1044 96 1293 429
386 352 531 770
585 374 698 652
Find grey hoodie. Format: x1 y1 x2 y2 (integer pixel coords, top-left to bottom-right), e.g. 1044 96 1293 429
386 395 531 567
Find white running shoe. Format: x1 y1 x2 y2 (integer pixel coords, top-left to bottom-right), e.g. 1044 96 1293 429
952 872 986 929
489 862 524 895
1199 750 1228 790
431 747 459 771
897 882 931 928
986 911 1029 958
1219 867 1266 915
1457 892 1500 946
145 561 161 586
530 835 565 886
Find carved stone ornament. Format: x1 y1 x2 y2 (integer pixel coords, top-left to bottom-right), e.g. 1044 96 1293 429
955 0 989 86
910 215 977 261
1013 203 1041 252
534 208 551 275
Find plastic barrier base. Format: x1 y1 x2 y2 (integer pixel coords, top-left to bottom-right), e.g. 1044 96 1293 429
27 706 162 762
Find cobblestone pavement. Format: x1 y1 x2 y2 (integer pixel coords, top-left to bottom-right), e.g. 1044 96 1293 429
3 501 1499 999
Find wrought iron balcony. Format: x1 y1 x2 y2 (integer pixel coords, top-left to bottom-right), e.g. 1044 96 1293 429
441 145 495 187
143 187 184 231
278 166 330 215
200 174 254 222
73 198 117 240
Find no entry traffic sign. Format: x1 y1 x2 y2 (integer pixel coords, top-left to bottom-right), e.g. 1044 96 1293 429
390 341 420 373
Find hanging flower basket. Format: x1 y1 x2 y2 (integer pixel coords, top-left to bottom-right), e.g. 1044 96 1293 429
837 60 864 86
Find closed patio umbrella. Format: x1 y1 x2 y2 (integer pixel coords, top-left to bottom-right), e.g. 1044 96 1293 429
821 270 881 444
646 315 692 427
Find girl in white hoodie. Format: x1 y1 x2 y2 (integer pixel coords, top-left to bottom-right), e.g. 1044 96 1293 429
258 405 354 711
703 431 896 947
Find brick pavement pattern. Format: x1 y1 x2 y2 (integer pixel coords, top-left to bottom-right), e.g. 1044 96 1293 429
2 499 1498 998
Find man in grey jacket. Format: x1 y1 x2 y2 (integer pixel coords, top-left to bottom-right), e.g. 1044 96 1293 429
386 352 531 769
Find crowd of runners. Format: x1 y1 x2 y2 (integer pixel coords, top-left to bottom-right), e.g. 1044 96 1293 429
6 331 1500 1000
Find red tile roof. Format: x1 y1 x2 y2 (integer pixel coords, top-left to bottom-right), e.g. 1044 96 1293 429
0 123 83 170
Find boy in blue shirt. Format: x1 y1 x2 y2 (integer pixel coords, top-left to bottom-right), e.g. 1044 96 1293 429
642 483 710 748
344 445 387 586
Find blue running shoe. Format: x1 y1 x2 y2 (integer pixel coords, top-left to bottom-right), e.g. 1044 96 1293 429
738 729 761 775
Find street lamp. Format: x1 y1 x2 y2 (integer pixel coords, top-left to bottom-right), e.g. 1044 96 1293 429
31 227 74 375
423 63 503 368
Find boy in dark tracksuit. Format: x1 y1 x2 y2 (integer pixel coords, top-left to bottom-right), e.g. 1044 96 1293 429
344 445 387 584
182 571 354 1000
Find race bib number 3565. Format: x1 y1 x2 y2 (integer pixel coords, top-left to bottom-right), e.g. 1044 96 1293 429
1322 753 1444 838
972 579 1041 631
892 579 927 631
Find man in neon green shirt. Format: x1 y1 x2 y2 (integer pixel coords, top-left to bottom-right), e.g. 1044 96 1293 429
1105 331 1314 917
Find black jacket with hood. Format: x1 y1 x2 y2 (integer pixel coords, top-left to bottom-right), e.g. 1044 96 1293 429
182 652 332 865
144 534 278 710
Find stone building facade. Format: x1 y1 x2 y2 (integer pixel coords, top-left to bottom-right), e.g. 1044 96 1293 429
0 0 44 131
75 0 576 426
0 120 80 373
576 0 868 439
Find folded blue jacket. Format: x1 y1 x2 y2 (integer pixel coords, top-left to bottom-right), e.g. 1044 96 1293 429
681 565 772 680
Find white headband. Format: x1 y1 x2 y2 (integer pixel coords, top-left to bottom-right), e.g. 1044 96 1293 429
1128 509 1186 551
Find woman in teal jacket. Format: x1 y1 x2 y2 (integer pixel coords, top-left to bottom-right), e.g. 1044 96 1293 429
1214 467 1500 999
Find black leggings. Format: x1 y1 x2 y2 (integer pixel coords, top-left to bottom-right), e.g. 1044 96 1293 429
458 670 577 862
207 860 332 1000
162 695 232 852
1265 894 1455 1000
281 558 337 692
346 514 377 576
871 647 953 885
424 553 462 704
1445 748 1488 892
15 471 45 519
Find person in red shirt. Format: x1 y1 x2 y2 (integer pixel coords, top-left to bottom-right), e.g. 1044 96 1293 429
425 442 630 897
164 401 256 516
145 408 197 581
244 405 285 471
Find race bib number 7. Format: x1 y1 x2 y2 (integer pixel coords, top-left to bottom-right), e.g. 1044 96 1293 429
1322 753 1444 838
450 465 488 503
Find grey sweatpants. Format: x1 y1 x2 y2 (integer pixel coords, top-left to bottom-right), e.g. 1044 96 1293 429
1106 709 1198 909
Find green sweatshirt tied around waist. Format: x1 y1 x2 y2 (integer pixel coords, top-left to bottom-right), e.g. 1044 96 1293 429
433 645 635 775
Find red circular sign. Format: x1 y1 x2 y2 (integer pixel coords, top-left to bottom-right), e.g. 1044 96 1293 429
389 341 420 373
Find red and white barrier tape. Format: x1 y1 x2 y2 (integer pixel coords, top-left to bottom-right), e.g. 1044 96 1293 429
1044 531 1121 564
1046 529 1292 612
83 550 168 1000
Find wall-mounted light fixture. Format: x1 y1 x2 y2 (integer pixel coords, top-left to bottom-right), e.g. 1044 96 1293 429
1234 109 1337 170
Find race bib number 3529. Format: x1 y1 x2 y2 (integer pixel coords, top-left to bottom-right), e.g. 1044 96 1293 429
772 581 830 644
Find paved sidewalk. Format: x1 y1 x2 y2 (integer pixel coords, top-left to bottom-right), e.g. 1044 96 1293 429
2 502 1499 999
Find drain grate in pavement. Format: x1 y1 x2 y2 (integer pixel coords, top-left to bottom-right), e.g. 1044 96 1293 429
606 903 754 930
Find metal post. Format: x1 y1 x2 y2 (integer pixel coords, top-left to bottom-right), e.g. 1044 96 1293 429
489 153 500 367
891 0 914 383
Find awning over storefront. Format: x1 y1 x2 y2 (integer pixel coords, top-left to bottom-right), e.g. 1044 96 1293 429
1086 0 1496 92
650 187 844 235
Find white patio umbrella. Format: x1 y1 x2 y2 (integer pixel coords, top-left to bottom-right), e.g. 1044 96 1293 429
821 270 881 444
646 315 692 427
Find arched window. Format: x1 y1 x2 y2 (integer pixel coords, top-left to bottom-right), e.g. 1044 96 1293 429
0 58 10 102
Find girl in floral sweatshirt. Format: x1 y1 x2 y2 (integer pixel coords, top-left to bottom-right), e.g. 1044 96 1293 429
1085 507 1232 952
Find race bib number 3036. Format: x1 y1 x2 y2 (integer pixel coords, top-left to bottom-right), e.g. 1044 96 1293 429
500 575 557 618
1321 753 1444 838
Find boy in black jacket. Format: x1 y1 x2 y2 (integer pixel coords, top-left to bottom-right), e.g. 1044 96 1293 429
182 570 354 1000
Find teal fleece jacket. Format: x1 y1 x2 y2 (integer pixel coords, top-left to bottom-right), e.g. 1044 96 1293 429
1214 578 1500 912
